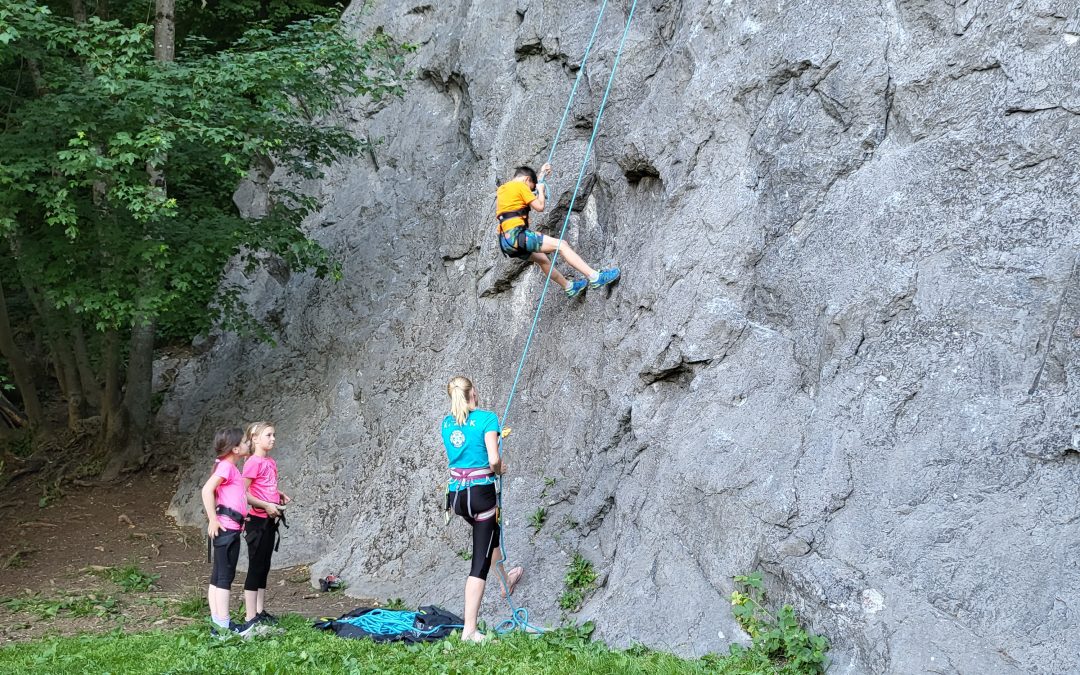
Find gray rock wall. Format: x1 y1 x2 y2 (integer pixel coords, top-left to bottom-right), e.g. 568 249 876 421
163 0 1080 672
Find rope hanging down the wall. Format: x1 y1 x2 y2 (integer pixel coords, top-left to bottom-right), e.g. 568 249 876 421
492 0 640 635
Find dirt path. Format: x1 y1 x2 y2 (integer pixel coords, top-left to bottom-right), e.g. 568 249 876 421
0 468 367 644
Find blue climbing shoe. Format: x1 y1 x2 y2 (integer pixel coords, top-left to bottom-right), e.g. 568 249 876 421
565 279 588 298
589 267 621 289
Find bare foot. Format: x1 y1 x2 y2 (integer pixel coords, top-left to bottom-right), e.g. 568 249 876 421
501 566 524 598
462 631 490 643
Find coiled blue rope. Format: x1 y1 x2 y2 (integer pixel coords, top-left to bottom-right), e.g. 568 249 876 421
338 609 463 636
492 0 640 635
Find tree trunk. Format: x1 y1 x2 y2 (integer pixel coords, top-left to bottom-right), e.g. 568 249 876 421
101 320 154 479
71 321 102 409
52 333 86 427
21 279 88 426
99 329 127 463
0 277 43 427
101 0 174 480
100 329 121 426
0 391 28 429
123 319 155 450
154 0 175 63
70 0 87 23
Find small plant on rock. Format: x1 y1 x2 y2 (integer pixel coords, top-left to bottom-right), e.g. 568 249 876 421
383 598 406 610
529 507 547 534
730 571 829 674
558 553 598 612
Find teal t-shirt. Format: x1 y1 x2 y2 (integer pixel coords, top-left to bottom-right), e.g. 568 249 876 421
441 409 500 469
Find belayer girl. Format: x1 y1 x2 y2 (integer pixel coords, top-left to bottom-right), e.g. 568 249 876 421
242 421 291 625
441 376 523 642
200 427 251 637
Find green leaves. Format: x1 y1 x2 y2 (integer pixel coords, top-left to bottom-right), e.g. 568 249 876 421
1 0 410 341
730 571 830 673
529 507 547 533
559 553 599 612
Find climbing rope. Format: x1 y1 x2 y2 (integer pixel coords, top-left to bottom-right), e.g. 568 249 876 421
337 609 462 636
491 0 640 635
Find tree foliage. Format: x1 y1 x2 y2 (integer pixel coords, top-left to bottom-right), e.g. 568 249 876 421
0 0 410 462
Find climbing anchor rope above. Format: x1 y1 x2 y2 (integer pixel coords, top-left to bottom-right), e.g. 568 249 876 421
491 0 640 635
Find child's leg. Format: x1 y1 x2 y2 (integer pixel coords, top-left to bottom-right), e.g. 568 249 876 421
527 252 570 289
244 590 258 620
213 587 231 621
210 532 241 626
539 237 597 280
244 516 277 618
462 575 486 641
207 585 218 619
243 520 260 620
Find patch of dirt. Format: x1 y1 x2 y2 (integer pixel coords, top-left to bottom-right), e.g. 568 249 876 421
0 468 368 644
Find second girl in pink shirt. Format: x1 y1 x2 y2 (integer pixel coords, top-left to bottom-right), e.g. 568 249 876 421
242 421 290 624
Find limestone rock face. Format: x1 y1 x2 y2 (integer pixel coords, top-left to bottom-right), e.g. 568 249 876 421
164 1 1080 672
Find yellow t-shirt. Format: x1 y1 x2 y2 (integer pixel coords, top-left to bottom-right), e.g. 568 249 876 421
495 181 536 233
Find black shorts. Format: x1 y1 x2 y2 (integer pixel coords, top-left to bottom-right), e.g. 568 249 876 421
210 529 242 588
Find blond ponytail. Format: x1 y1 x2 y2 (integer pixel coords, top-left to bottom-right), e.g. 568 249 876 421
447 376 474 426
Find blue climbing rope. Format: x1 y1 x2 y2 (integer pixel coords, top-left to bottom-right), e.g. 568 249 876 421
543 0 610 169
492 0 640 635
337 609 462 636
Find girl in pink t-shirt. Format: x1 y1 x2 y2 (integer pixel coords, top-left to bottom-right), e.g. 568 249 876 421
200 428 250 636
242 421 292 624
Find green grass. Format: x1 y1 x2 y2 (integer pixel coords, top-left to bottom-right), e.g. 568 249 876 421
174 593 209 618
3 592 118 619
0 615 777 674
106 564 161 592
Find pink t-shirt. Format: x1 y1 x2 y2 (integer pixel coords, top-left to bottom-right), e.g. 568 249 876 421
213 460 247 531
242 454 280 518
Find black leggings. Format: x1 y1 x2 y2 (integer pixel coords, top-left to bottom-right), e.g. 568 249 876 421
244 515 278 591
448 483 500 580
210 529 241 588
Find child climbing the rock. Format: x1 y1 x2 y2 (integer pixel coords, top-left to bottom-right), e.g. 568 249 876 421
441 376 524 642
200 427 255 638
242 421 291 625
497 163 620 297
